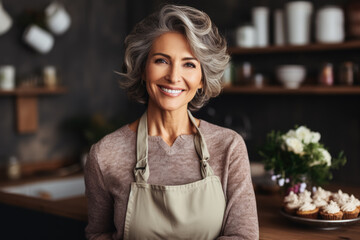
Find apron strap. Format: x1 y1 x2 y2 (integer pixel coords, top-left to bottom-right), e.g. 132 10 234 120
134 111 150 183
187 110 214 178
134 110 213 183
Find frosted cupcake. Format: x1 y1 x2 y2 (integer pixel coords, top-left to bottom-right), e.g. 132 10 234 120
284 191 298 204
296 202 319 219
341 201 360 219
349 195 360 210
320 200 343 220
331 190 349 203
284 198 302 215
336 194 350 207
312 187 331 202
313 196 328 209
298 190 312 203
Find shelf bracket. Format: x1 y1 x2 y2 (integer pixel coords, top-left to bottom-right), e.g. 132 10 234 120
16 96 38 133
0 87 67 134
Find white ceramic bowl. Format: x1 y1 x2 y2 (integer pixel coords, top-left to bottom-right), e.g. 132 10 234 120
276 65 306 89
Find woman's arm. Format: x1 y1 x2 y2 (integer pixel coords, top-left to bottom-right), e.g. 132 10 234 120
84 144 116 239
217 134 259 240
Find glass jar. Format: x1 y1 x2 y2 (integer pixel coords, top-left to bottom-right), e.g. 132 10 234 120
339 61 359 85
319 63 334 86
236 62 253 85
7 156 21 180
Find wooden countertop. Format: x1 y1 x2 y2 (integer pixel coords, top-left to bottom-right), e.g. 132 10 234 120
0 173 87 222
257 184 360 240
1 175 359 238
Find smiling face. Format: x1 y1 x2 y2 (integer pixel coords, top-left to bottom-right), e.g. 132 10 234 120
143 32 203 112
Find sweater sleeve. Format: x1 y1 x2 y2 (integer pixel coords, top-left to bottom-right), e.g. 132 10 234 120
217 134 259 240
84 144 115 239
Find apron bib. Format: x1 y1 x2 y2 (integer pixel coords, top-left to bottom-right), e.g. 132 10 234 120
123 111 226 240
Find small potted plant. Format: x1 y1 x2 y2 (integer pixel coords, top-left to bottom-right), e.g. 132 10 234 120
63 114 125 166
259 126 346 194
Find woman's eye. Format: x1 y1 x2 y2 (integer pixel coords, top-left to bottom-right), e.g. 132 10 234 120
184 62 196 68
155 58 167 64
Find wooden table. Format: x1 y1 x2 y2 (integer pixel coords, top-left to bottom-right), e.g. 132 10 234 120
257 185 360 240
1 174 359 239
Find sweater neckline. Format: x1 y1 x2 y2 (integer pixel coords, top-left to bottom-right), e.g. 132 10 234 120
125 120 204 153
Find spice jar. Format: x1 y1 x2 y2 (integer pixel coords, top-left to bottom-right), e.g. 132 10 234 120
43 66 57 88
236 62 253 85
339 62 359 85
319 63 334 86
7 156 21 180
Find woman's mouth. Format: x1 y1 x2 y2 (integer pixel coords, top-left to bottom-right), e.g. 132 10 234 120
159 86 184 96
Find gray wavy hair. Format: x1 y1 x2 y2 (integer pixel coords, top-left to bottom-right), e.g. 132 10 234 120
119 4 230 111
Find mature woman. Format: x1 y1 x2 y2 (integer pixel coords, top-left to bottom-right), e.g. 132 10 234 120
85 4 258 240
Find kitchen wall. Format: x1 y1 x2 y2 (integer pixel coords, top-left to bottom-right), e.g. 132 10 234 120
1 0 359 185
0 0 131 162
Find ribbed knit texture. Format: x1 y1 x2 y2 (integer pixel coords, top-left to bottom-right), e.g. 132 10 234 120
84 120 259 240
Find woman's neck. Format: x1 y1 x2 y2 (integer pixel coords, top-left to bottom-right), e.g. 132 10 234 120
146 101 197 146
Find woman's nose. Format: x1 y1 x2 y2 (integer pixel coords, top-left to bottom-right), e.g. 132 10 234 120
167 64 181 83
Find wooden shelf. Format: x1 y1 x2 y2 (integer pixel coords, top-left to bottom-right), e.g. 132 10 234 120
0 87 67 96
223 85 360 95
228 40 360 55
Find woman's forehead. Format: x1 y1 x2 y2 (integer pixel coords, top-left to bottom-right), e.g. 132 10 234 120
150 32 196 58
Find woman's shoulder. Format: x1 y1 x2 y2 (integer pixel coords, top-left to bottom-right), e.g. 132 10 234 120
199 120 245 146
91 124 136 157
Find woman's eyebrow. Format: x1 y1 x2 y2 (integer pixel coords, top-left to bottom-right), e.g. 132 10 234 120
152 53 198 61
152 53 170 58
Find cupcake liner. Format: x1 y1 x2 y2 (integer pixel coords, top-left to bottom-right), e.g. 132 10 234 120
296 209 319 219
343 208 360 219
320 211 343 220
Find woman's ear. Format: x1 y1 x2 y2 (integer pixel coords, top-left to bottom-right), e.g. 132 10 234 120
199 78 204 89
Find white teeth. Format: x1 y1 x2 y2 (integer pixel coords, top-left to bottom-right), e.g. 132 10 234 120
160 87 182 94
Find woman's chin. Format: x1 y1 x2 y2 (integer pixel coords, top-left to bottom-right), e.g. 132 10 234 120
151 101 188 112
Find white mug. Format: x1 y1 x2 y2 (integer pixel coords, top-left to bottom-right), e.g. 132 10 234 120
23 25 54 54
286 1 313 45
0 0 12 36
236 25 256 48
45 1 71 35
0 65 15 90
315 6 344 43
252 7 269 47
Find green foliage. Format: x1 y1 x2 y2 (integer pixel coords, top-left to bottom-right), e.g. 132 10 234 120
259 127 347 187
63 114 126 150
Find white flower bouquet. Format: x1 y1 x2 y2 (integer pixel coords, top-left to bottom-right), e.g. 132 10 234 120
259 126 346 193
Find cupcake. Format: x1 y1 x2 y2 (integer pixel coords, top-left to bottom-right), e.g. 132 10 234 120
298 190 312 203
349 195 360 211
341 201 360 219
312 187 331 202
331 189 349 203
296 202 319 219
284 191 298 204
284 198 302 215
336 194 350 207
320 200 343 220
313 196 328 209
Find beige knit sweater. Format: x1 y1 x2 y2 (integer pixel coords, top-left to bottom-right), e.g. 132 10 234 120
84 120 259 239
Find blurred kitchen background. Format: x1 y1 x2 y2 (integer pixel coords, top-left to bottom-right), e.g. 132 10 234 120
1 0 360 187
2 0 360 239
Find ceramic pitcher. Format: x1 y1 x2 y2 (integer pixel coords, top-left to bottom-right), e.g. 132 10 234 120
0 0 12 36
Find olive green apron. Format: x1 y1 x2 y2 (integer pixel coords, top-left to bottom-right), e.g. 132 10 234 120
123 110 226 240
